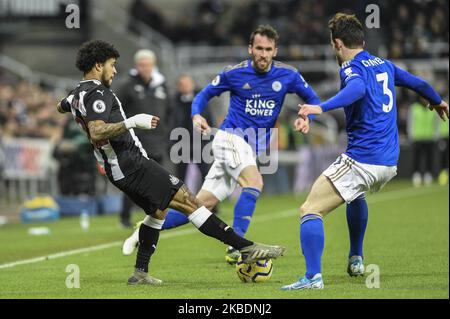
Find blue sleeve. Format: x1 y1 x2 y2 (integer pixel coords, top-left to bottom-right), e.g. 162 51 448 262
290 72 321 104
191 72 231 117
393 64 442 105
320 77 366 112
290 72 320 122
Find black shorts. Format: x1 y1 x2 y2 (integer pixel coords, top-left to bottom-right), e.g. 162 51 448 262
111 158 183 215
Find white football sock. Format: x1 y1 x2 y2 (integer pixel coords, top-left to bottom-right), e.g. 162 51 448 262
143 216 165 230
188 206 212 228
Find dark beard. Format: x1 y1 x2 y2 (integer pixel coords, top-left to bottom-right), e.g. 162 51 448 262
251 58 270 73
101 74 111 88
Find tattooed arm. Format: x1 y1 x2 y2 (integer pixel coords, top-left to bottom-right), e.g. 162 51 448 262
87 120 127 142
87 114 160 143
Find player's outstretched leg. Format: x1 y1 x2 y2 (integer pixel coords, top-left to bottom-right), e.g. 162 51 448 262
346 194 368 276
122 220 142 256
127 213 165 285
162 189 219 230
282 175 344 291
162 209 189 229
122 190 220 256
171 184 285 263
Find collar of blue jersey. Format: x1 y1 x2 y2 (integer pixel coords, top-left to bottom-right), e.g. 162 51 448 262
340 50 369 68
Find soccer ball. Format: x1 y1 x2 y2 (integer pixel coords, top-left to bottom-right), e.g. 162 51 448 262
236 256 273 283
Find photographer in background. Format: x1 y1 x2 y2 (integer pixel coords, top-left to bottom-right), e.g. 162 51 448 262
173 74 216 183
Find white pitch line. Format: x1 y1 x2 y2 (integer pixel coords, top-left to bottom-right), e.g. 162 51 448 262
0 185 446 270
0 242 122 270
0 228 197 270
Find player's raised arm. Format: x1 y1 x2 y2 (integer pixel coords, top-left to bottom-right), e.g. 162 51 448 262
191 72 231 116
299 76 366 118
87 115 160 142
291 72 321 105
291 72 321 125
83 87 160 142
393 64 449 121
191 71 231 134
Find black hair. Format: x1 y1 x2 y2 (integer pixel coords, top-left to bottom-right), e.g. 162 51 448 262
75 40 120 74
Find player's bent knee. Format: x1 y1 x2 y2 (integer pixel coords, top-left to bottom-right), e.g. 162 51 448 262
197 190 220 211
204 202 215 211
299 202 323 218
170 185 201 215
240 176 264 191
151 209 167 220
256 179 264 192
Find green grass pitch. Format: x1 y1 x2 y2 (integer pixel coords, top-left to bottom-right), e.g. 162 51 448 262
0 181 448 299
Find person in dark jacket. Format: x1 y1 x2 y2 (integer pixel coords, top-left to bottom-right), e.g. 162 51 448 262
173 74 216 182
116 49 173 227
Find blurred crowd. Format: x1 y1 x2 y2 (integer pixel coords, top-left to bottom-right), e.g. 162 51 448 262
383 0 449 59
129 0 449 59
0 77 64 142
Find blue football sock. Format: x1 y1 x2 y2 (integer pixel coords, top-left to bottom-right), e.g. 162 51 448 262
300 214 324 279
162 209 189 230
346 195 368 259
233 187 260 237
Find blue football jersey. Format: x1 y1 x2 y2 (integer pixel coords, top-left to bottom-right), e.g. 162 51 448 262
192 59 319 153
339 50 400 166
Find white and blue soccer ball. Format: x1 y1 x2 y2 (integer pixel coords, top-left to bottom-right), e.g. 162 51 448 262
236 257 273 283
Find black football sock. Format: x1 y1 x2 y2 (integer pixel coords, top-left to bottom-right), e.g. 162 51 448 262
135 217 163 273
188 206 253 250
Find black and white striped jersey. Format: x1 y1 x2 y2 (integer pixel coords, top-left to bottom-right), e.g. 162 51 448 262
60 79 149 181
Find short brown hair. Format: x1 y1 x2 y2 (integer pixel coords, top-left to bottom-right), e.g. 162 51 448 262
328 13 364 49
249 25 279 46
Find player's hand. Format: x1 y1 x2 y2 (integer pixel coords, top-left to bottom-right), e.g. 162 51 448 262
298 104 323 118
294 117 310 134
124 114 160 130
428 100 449 121
192 114 211 135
